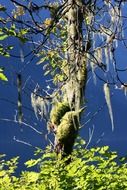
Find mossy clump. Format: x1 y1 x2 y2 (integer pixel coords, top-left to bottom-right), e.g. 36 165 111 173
55 111 80 155
50 102 70 126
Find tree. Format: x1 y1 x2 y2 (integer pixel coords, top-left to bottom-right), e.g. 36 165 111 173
0 0 127 157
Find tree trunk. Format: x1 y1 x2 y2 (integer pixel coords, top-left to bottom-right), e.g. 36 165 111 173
65 0 87 112
54 0 87 156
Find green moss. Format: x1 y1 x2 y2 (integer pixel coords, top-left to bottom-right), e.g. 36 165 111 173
56 111 80 155
56 111 78 142
50 102 70 126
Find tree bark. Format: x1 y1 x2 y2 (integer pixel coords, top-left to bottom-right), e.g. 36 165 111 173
54 0 87 156
66 0 87 112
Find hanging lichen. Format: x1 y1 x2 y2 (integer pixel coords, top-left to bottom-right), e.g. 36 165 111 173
31 89 50 120
90 60 97 85
103 83 114 131
121 84 127 97
104 47 110 71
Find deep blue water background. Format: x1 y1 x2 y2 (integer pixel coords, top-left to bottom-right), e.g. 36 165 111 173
0 0 127 175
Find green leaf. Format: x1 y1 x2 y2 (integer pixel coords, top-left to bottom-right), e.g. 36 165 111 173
7 46 13 50
0 73 8 81
11 24 16 30
18 36 28 43
22 172 39 183
19 29 29 35
0 68 4 72
99 146 109 154
0 154 6 158
0 5 6 12
0 31 4 35
4 53 10 57
25 158 41 168
0 170 6 177
0 35 8 41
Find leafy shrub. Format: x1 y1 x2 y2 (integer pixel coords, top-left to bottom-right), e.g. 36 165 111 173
0 138 127 190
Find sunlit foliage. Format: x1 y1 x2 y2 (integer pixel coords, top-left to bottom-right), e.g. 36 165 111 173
0 139 127 190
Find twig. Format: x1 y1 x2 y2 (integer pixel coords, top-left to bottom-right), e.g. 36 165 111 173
84 93 114 125
22 75 31 90
0 118 43 135
13 136 33 147
85 125 95 149
0 97 34 113
96 132 105 144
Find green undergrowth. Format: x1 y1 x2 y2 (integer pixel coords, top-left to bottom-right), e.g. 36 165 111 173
0 138 127 190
